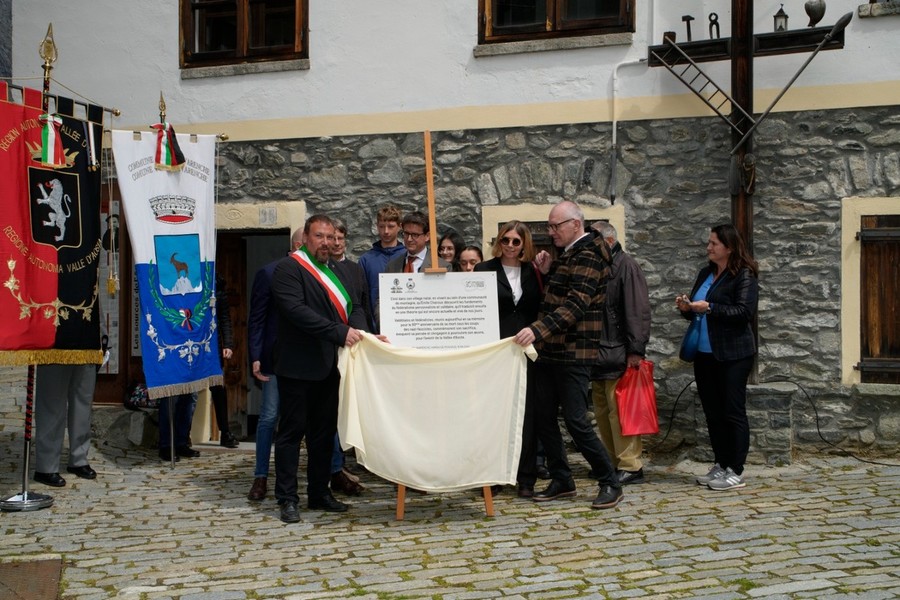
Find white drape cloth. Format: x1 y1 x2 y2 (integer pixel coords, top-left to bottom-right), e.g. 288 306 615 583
338 333 536 492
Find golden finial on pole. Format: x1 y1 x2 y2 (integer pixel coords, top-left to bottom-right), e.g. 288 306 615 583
159 92 167 123
38 24 58 67
38 24 58 114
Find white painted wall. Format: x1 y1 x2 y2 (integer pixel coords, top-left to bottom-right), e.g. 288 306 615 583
10 0 898 133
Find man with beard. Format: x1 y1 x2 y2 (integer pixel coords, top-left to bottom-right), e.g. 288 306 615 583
270 214 367 523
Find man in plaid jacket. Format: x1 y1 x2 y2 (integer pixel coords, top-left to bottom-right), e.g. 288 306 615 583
515 201 623 510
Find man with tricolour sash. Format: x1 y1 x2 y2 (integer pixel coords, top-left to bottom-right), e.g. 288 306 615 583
269 214 368 523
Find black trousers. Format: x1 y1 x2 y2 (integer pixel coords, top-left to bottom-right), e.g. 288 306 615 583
534 362 618 488
516 361 538 487
694 352 754 475
210 384 231 435
273 367 340 505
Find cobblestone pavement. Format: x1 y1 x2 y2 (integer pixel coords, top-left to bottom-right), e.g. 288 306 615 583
1 410 899 600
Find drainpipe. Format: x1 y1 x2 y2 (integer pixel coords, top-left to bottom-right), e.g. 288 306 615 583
608 0 653 204
609 58 647 204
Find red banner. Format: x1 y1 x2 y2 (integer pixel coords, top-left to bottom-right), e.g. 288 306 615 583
0 90 103 365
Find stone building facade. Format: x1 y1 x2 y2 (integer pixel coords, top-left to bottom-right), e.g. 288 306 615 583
212 104 899 462
1 105 896 463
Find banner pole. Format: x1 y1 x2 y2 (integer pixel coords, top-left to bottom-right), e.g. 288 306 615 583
1 366 54 511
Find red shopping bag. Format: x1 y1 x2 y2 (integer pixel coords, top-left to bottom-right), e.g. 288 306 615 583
614 360 659 436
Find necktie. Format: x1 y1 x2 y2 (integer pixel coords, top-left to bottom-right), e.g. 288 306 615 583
404 255 416 273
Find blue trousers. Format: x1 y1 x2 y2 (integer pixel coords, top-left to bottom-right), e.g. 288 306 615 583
254 376 280 478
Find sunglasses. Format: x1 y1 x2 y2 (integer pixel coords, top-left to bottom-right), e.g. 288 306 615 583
500 236 522 247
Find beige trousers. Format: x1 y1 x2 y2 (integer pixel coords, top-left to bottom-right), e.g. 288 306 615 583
591 378 643 472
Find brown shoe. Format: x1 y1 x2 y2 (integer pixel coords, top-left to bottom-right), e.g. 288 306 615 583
248 477 267 501
331 469 364 496
517 483 534 498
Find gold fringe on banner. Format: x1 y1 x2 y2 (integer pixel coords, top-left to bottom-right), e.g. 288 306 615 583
145 375 224 401
0 349 103 366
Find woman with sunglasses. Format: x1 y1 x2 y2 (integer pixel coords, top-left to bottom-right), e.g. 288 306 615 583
475 220 543 498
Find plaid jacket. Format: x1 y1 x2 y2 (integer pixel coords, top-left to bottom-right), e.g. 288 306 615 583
531 232 611 364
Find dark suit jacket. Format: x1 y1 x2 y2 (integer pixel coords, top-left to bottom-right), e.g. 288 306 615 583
215 274 234 352
474 257 542 338
247 260 279 375
384 249 451 273
271 255 368 381
331 258 371 334
684 265 758 361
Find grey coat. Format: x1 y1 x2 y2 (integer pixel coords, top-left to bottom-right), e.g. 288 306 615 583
592 241 651 380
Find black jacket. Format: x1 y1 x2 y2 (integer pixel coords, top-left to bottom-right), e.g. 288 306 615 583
682 265 758 362
271 255 368 381
474 257 542 338
215 275 234 351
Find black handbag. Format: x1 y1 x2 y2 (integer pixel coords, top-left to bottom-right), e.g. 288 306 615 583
679 314 703 362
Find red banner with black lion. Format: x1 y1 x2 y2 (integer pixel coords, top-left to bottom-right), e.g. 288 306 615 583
0 85 103 365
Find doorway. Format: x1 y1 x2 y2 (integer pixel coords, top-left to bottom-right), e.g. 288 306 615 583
214 230 290 438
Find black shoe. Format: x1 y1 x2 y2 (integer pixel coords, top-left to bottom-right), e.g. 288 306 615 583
517 483 534 498
617 468 644 485
220 432 240 448
175 446 200 458
279 501 301 523
33 472 66 487
536 465 551 480
308 493 349 512
158 448 181 462
66 465 97 480
591 485 624 509
533 479 577 502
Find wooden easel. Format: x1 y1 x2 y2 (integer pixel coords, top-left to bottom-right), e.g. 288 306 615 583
393 131 494 520
395 484 495 521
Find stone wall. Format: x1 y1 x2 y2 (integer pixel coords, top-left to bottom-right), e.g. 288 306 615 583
2 106 896 460
214 105 899 460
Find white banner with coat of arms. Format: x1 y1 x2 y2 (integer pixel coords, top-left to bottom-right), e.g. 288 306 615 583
111 130 222 399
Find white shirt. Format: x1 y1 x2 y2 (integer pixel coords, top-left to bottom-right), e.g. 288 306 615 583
502 263 523 304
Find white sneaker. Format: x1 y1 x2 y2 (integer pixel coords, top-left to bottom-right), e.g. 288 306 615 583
695 463 725 486
707 467 745 491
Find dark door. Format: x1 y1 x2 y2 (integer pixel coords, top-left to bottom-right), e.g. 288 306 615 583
215 232 249 433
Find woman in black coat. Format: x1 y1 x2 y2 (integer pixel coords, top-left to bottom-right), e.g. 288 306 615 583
475 220 543 497
676 223 758 491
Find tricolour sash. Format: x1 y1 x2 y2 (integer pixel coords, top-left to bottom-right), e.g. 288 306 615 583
290 247 351 324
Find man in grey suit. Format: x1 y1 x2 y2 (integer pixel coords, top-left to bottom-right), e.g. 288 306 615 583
384 211 451 274
270 214 368 523
33 364 98 486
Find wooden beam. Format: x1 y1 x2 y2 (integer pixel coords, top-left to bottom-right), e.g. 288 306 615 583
647 26 844 67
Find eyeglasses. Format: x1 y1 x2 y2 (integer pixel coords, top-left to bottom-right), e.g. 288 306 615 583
547 218 574 232
402 230 426 240
500 236 522 247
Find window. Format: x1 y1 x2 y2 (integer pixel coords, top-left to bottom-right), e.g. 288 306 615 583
479 0 633 44
858 215 900 384
180 0 308 68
